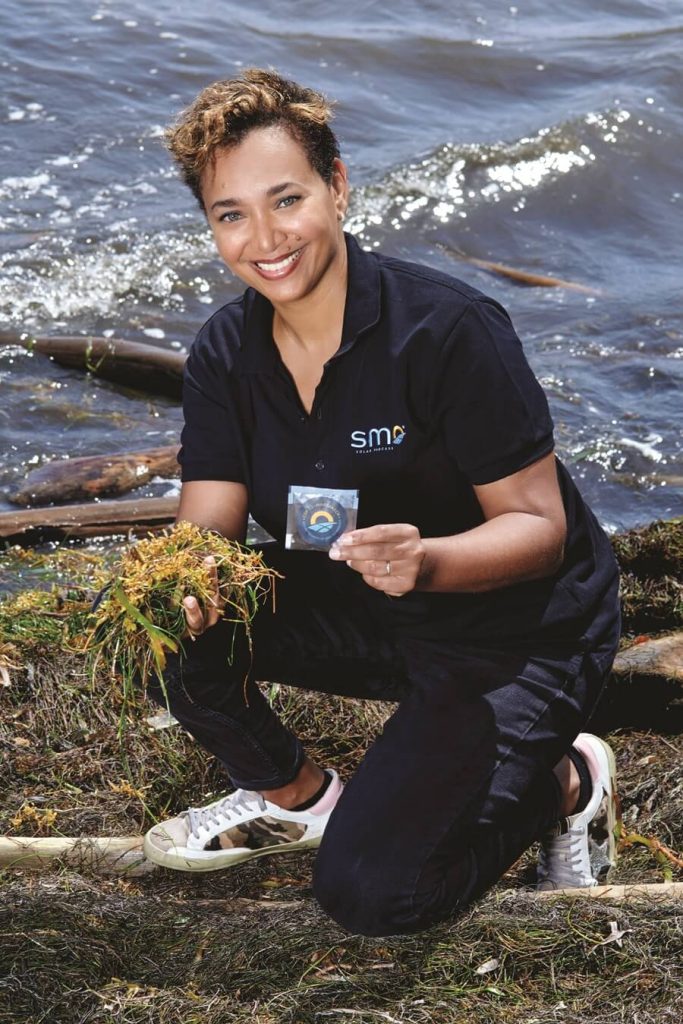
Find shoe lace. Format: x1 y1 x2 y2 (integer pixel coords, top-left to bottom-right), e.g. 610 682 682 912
538 821 593 888
187 789 266 841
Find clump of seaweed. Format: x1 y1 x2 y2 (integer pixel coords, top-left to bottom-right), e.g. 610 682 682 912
611 518 682 579
83 521 280 694
0 543 114 585
0 586 93 686
611 518 682 638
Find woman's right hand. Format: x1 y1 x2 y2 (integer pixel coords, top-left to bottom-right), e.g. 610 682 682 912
182 555 224 638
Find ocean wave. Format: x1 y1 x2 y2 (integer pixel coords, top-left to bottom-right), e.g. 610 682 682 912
0 228 215 325
0 106 634 326
347 107 632 236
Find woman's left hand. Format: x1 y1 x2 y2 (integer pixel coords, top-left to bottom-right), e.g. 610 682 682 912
329 523 426 597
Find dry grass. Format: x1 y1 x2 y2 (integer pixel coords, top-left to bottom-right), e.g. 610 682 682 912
1 522 682 1023
1 648 682 1023
1 871 681 1024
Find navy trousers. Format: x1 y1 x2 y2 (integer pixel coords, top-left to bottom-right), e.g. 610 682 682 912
145 550 619 936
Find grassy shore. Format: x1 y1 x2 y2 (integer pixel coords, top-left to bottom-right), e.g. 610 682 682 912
1 521 681 1023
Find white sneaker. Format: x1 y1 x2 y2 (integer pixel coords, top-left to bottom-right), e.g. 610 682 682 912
143 770 343 872
536 734 621 891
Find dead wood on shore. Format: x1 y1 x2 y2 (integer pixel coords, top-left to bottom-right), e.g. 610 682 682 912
0 495 178 542
8 446 180 507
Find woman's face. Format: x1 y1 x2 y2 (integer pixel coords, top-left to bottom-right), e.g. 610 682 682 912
200 125 349 307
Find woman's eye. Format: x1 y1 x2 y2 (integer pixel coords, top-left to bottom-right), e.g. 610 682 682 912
219 210 242 223
277 195 300 209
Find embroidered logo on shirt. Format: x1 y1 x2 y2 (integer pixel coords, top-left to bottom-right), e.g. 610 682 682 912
350 425 406 453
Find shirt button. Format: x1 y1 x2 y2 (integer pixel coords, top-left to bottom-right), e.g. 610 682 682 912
316 408 322 420
315 460 325 471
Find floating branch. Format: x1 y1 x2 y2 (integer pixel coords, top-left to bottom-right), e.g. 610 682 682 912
436 243 603 295
0 333 186 398
9 445 180 507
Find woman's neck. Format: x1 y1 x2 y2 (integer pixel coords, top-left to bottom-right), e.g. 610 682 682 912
272 241 348 355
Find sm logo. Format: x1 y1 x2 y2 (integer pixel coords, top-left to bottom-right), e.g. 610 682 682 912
350 424 406 451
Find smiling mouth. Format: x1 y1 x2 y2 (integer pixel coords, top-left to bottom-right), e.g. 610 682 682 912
253 247 304 276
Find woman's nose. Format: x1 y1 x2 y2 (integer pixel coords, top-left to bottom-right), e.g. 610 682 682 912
252 211 285 255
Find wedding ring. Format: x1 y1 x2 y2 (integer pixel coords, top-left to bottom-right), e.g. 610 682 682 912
385 561 392 576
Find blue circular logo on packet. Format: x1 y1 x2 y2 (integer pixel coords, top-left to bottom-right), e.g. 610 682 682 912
296 496 347 548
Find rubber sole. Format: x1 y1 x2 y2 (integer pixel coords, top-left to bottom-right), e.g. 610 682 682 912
588 736 622 882
142 830 323 873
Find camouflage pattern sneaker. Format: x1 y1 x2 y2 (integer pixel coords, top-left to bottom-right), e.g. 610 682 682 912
143 770 343 872
536 733 621 891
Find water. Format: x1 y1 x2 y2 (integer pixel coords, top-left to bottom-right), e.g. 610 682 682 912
1 0 681 532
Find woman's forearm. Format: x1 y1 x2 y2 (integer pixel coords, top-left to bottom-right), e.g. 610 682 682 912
416 512 566 594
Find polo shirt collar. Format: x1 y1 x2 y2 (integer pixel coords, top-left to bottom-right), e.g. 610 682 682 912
241 232 381 374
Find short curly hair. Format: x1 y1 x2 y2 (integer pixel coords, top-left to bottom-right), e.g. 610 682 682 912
165 68 341 209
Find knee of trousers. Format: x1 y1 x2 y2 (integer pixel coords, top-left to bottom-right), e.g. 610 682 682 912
311 854 412 937
312 837 476 937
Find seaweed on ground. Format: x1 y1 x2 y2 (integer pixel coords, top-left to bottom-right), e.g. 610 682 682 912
0 586 94 686
611 518 682 580
611 518 682 638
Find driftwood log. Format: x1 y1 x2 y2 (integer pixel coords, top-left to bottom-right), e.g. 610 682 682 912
612 632 683 682
534 882 683 902
0 836 154 876
0 333 186 398
2 834 681 898
0 495 179 542
8 445 180 507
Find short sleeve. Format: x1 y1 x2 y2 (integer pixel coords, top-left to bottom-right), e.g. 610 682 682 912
436 299 554 485
178 337 249 484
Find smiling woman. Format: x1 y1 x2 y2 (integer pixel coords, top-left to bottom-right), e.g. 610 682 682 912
201 129 348 316
140 68 622 937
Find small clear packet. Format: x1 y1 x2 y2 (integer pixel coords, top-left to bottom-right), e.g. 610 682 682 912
285 484 359 551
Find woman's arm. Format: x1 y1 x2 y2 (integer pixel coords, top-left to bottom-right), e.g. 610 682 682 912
329 452 566 597
176 479 249 540
417 451 566 592
176 479 249 632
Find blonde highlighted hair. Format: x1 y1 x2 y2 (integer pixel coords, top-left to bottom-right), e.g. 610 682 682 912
165 68 340 208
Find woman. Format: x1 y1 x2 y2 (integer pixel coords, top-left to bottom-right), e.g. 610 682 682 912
142 69 621 937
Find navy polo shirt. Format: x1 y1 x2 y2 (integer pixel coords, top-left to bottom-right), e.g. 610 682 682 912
179 233 618 646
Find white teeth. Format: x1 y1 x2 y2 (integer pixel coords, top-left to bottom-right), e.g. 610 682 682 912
255 248 301 272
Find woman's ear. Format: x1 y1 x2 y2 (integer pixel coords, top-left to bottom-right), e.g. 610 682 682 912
331 157 349 219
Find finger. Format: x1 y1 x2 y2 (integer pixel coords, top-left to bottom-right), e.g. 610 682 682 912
204 555 218 595
347 558 412 578
338 523 416 546
182 596 205 635
203 556 224 612
205 606 220 628
331 543 411 564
